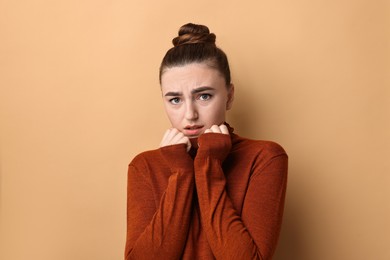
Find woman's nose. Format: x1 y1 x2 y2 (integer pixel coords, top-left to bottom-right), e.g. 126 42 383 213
185 102 198 120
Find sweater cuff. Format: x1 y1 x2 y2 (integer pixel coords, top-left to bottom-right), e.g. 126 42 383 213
160 144 193 170
197 133 232 162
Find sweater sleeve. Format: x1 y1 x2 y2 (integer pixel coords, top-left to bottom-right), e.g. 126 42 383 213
194 134 288 260
125 144 195 260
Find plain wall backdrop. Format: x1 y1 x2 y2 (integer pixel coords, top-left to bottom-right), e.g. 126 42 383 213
1 0 389 259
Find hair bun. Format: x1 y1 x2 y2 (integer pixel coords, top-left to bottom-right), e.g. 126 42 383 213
172 23 216 47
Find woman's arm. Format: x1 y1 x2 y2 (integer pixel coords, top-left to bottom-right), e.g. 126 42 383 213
125 131 195 259
194 129 288 260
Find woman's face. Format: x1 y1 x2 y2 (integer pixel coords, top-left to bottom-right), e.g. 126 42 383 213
161 62 234 138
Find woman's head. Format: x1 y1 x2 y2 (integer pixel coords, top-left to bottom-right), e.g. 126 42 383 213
159 23 231 86
159 23 234 138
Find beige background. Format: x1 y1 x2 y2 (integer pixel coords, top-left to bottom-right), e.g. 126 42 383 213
1 0 389 259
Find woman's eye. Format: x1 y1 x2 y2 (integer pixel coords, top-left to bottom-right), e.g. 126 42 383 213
199 94 212 101
169 97 181 104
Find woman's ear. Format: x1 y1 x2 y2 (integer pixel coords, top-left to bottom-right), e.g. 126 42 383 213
226 84 235 110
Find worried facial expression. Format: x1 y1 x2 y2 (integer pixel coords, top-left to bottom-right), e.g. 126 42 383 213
161 63 234 138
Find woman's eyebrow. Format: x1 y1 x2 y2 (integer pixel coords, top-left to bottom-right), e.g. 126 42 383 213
164 91 182 96
164 87 214 97
191 86 215 94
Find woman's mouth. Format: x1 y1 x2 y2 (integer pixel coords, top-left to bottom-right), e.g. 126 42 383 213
183 125 204 137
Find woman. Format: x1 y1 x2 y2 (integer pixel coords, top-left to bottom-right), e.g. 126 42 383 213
125 23 288 260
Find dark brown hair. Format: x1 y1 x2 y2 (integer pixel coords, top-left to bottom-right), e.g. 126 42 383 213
159 23 231 86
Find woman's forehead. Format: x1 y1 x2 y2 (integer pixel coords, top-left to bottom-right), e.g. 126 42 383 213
161 63 225 90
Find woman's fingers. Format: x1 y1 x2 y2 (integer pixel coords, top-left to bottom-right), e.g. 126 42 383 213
171 131 185 144
204 124 229 135
180 136 192 152
210 125 221 133
220 124 229 134
160 128 191 151
160 123 229 151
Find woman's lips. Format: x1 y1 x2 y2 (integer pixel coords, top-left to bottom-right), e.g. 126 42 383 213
183 125 204 136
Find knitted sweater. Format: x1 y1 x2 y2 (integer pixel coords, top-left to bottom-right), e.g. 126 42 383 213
125 127 288 259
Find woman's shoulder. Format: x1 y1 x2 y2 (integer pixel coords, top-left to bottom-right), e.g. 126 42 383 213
129 148 163 167
232 134 288 158
231 135 288 177
252 139 287 156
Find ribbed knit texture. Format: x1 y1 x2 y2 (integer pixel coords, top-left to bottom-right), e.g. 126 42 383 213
125 126 288 259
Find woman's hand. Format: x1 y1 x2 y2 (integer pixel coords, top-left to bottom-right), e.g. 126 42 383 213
198 124 231 161
160 128 191 152
204 124 229 135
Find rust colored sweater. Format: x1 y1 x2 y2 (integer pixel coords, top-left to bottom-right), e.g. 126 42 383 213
125 126 288 259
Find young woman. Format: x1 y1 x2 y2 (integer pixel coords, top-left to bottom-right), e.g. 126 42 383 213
125 23 288 260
